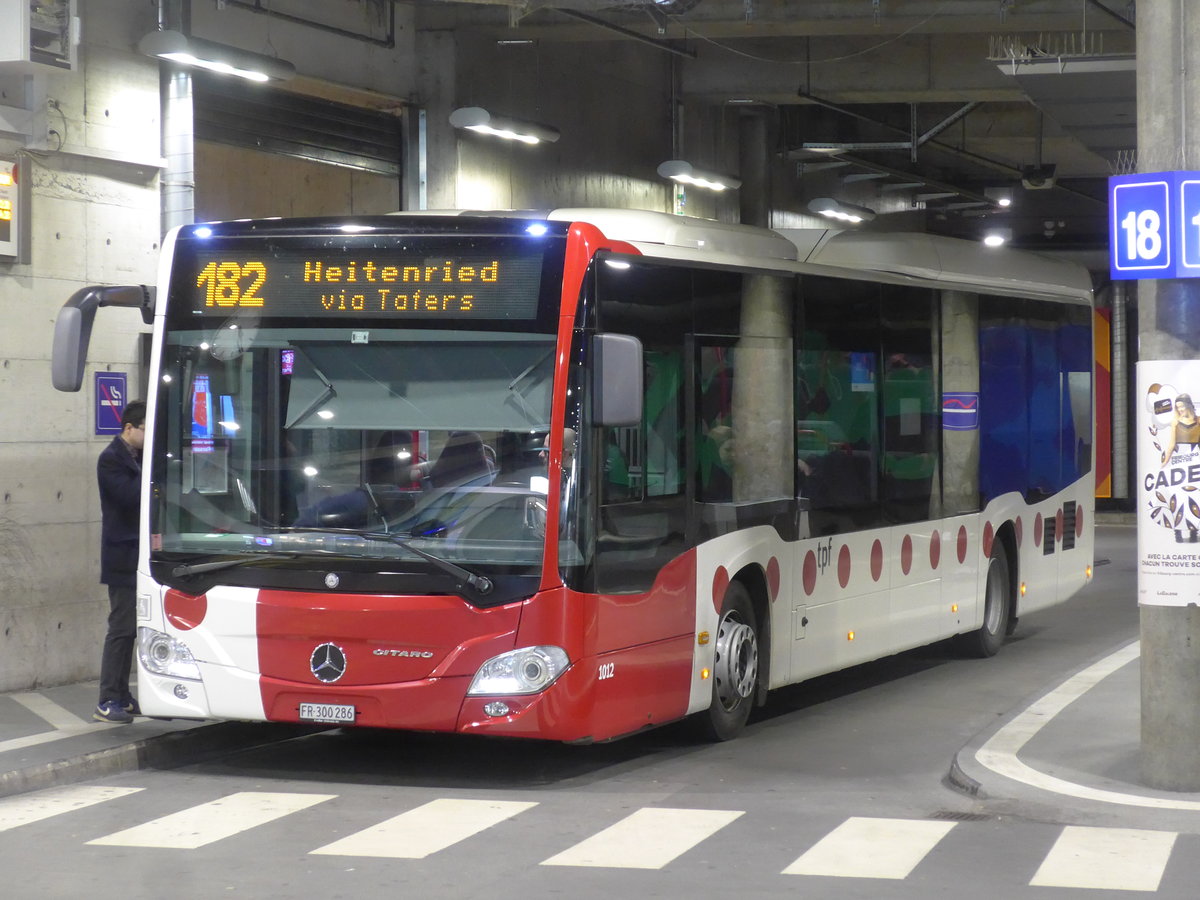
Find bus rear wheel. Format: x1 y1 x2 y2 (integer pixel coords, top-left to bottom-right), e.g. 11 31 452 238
699 582 759 741
955 541 1011 658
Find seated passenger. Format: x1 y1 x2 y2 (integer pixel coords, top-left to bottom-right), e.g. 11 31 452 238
429 431 493 487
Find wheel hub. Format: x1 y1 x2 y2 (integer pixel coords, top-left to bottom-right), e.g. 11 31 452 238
714 614 758 710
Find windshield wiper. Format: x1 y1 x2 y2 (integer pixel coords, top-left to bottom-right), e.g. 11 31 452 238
280 527 493 595
168 552 303 578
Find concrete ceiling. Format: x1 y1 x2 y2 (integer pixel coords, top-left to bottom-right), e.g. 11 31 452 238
421 0 1137 255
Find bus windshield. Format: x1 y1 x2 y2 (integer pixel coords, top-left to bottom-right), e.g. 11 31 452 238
150 224 567 582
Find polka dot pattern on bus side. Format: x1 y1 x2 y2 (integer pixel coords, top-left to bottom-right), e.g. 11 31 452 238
165 589 207 631
1015 516 1023 547
1035 513 1043 546
870 540 883 582
930 531 941 570
1076 506 1084 538
957 526 968 564
983 521 994 558
712 566 729 613
803 550 817 596
766 557 780 601
838 544 851 588
901 534 913 576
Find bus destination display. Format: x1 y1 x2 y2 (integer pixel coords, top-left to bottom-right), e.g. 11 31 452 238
182 247 545 319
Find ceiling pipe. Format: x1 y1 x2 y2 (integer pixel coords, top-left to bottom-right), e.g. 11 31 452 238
223 0 396 48
551 9 696 59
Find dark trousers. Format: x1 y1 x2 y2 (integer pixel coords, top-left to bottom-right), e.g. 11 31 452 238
98 584 136 705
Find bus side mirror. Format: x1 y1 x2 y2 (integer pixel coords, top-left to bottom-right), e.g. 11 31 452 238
593 332 643 427
51 285 155 392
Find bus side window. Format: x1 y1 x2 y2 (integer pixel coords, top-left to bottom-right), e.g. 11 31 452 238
602 426 637 503
797 277 883 536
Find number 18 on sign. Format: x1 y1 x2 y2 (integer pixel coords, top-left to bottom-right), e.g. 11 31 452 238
1109 170 1200 280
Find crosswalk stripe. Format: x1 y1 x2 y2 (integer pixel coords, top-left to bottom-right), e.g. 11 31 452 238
10 692 89 729
540 807 744 870
86 791 335 849
1030 825 1177 892
310 798 537 859
0 785 143 832
782 816 956 879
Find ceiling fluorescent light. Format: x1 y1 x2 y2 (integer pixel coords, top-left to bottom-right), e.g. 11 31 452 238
982 227 1013 247
138 30 295 82
985 186 1014 207
657 160 741 192
807 197 877 225
449 107 560 145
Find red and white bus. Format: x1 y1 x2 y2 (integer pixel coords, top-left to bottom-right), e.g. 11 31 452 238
53 209 1094 742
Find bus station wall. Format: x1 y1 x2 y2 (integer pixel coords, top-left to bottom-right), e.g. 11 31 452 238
0 0 162 690
0 2 750 691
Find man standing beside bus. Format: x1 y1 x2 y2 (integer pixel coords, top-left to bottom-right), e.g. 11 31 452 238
94 400 145 724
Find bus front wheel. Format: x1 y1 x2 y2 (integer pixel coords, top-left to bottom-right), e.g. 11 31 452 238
955 542 1012 658
699 582 759 741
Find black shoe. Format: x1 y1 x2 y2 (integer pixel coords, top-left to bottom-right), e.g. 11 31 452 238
94 701 133 724
122 697 141 716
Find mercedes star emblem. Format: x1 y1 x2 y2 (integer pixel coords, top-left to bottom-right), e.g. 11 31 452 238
324 572 340 589
310 642 347 683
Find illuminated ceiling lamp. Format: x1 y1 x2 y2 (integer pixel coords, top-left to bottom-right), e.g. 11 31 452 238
657 160 741 192
807 197 877 224
449 107 561 145
138 30 296 82
985 186 1014 208
982 227 1013 247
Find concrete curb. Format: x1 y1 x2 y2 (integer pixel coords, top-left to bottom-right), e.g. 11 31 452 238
946 754 986 799
0 722 326 800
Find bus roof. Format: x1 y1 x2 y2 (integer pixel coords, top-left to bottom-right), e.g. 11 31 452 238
546 209 1092 303
400 207 1094 303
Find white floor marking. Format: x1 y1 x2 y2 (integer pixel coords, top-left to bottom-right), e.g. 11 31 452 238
87 791 335 849
1030 825 1177 892
0 726 114 755
0 785 143 832
540 807 744 869
974 641 1200 811
311 798 537 858
11 692 89 729
782 816 956 879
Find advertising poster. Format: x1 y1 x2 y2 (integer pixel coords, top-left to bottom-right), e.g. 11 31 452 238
1138 360 1200 606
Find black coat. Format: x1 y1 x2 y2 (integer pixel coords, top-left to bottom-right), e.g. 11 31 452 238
98 435 142 587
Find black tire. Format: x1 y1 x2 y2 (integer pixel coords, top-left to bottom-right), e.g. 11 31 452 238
955 541 1012 658
697 581 759 741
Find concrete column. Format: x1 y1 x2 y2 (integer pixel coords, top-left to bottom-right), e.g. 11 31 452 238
161 67 194 235
738 110 770 228
939 290 980 518
159 0 193 235
1138 1 1200 791
732 277 792 502
1110 281 1129 501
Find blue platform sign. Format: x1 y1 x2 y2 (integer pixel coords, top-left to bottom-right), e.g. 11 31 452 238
1109 170 1200 280
95 372 127 435
942 392 979 431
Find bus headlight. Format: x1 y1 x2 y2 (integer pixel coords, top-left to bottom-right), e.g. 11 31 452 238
467 645 569 695
138 626 201 681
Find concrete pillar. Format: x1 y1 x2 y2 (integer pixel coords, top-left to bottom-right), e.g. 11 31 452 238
1110 281 1129 501
939 290 980 518
1137 1 1200 791
161 68 194 235
159 0 193 235
732 277 792 502
738 110 770 228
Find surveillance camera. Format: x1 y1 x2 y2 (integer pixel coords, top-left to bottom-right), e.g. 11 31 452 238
1021 164 1057 190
